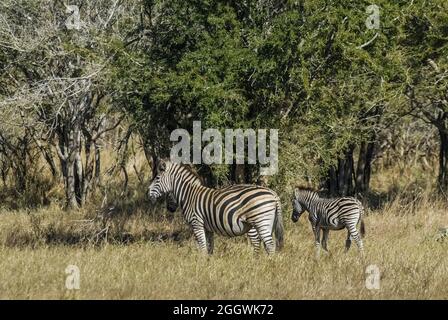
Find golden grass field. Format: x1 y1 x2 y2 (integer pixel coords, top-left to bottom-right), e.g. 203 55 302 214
0 155 447 300
0 191 447 299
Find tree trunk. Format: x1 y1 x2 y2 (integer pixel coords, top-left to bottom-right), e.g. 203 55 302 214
94 141 101 186
355 140 375 194
81 136 94 206
65 128 79 209
327 145 355 197
42 145 58 178
340 145 354 196
438 128 448 193
326 166 337 196
35 138 57 178
121 164 129 195
73 125 84 206
74 151 83 205
66 156 78 209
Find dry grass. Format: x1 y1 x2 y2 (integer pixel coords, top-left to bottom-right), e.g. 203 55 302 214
0 193 446 299
0 148 447 299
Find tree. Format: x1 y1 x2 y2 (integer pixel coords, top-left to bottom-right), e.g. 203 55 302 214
400 1 448 193
0 0 135 207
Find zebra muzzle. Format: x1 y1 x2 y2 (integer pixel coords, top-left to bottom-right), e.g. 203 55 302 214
149 195 158 204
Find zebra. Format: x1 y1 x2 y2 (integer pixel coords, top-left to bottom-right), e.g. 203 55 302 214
148 159 284 254
291 187 365 255
163 187 268 253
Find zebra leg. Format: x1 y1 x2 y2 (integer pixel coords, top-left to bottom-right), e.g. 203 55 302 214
247 227 261 254
255 224 275 255
205 230 214 255
345 231 352 252
191 223 208 254
314 226 321 258
321 229 329 252
347 224 364 255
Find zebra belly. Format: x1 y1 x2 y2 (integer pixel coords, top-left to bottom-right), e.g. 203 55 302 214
319 217 345 230
203 186 277 237
321 224 345 231
205 217 251 237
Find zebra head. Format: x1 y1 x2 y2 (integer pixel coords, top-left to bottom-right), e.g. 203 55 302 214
291 198 304 222
291 188 318 222
148 160 172 204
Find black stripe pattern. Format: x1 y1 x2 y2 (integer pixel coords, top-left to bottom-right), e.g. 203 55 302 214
148 160 284 254
291 188 365 255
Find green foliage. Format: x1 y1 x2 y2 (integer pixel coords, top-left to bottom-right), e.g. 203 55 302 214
2 0 447 193
106 0 448 187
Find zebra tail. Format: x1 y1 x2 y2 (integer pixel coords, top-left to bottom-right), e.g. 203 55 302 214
274 199 284 251
360 219 366 238
358 201 366 238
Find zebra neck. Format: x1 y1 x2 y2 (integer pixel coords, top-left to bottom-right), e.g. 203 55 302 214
301 197 319 212
173 181 209 211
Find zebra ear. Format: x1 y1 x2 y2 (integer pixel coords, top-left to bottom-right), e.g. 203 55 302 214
294 188 299 199
158 160 167 172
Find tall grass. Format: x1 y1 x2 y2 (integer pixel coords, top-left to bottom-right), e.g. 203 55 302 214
0 150 447 299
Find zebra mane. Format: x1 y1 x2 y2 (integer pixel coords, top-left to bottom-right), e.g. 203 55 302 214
294 185 319 198
171 161 205 185
295 185 318 192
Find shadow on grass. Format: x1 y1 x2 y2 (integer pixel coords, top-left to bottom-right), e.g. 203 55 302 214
361 189 399 210
0 186 52 210
2 191 191 249
358 182 444 212
3 221 192 249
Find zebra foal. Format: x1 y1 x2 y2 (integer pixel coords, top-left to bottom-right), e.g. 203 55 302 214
291 187 366 255
148 160 284 255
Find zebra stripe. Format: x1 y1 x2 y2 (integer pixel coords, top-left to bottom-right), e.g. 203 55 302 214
148 160 284 254
291 188 365 255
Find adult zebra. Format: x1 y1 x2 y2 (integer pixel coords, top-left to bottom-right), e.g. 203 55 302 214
148 160 284 254
291 187 365 255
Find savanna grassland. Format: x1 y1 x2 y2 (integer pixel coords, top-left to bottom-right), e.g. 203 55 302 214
1 0 448 301
0 159 446 300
